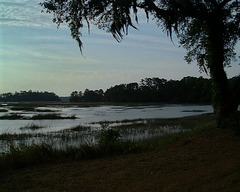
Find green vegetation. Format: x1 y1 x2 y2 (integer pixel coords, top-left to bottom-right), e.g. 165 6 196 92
0 114 215 171
1 114 240 191
0 113 76 120
0 90 60 102
19 123 47 130
0 135 137 171
70 76 212 103
31 113 76 120
41 0 240 128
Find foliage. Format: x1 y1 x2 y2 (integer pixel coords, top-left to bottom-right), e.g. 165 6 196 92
97 128 122 145
0 90 60 102
19 123 46 130
70 89 104 102
40 0 240 67
70 76 213 103
0 138 138 171
0 113 220 172
1 127 240 192
41 0 240 128
105 76 212 103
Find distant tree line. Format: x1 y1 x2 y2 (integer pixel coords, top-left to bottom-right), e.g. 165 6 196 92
70 89 104 102
0 90 60 102
70 76 218 103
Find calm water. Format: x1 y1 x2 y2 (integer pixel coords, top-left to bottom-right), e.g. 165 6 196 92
0 104 213 134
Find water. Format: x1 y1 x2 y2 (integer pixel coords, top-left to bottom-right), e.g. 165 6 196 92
0 104 213 134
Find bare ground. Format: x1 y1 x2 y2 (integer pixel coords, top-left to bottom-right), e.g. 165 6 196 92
1 128 240 192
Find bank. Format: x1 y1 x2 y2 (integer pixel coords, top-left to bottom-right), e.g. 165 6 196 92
0 114 240 191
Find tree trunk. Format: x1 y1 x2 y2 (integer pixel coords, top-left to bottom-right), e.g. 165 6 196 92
207 11 239 129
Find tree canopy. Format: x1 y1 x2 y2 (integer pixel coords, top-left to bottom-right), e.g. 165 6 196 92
41 0 240 128
69 76 213 103
41 0 240 66
0 91 60 102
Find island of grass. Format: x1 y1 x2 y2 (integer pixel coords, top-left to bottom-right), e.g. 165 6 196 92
31 113 76 120
0 113 76 120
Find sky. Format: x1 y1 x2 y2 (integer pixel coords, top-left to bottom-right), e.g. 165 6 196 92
0 0 239 96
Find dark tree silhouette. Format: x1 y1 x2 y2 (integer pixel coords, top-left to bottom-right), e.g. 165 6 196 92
41 0 240 128
70 89 104 102
71 77 212 103
0 91 60 102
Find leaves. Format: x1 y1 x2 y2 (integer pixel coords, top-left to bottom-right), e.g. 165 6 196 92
40 0 240 70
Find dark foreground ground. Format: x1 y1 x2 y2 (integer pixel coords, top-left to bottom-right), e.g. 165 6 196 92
1 127 240 192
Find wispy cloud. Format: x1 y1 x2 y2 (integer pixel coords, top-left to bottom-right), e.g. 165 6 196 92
0 0 53 27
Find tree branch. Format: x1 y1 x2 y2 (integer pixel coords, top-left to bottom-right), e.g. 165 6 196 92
139 0 172 17
220 0 233 7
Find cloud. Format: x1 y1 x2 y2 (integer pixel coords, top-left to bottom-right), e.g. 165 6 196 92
0 0 53 27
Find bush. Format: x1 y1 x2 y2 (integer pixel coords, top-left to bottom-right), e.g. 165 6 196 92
97 128 122 145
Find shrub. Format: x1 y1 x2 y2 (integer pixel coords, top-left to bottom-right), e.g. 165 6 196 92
97 128 122 146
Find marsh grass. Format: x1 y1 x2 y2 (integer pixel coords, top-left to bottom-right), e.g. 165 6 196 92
67 124 91 132
19 123 47 130
1 122 240 192
0 108 8 112
31 113 76 120
0 113 24 120
0 138 139 171
181 110 206 112
10 107 35 112
35 108 60 112
0 114 217 172
0 112 76 120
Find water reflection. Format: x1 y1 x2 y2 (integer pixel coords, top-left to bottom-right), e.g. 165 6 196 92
0 104 215 152
0 104 213 134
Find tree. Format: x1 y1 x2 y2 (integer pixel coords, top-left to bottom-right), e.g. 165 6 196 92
83 89 104 101
70 91 82 102
41 0 240 128
0 91 60 102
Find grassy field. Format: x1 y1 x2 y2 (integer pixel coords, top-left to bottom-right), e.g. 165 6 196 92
0 115 240 192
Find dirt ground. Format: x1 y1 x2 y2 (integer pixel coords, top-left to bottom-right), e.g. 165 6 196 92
1 128 240 192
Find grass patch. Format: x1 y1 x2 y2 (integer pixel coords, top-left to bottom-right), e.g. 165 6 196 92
0 114 217 172
19 123 47 130
1 116 240 192
0 113 76 120
35 109 60 112
0 133 38 141
0 139 140 171
1 130 240 192
0 108 8 112
181 110 206 112
31 113 76 120
91 118 144 125
0 113 24 120
10 107 35 112
67 124 91 132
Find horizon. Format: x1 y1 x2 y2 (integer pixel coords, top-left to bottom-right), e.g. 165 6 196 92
0 76 206 97
0 75 211 97
0 75 219 98
1 0 239 96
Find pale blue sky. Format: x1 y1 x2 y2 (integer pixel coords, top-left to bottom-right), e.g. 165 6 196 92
0 0 239 96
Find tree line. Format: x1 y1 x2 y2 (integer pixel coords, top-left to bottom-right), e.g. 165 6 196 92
1 76 237 103
0 91 60 102
70 76 215 103
41 0 240 128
